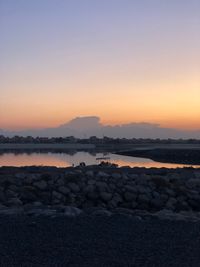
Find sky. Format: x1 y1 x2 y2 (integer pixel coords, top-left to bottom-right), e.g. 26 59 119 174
0 0 200 131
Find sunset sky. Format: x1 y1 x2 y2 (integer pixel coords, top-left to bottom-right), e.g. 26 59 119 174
0 0 200 130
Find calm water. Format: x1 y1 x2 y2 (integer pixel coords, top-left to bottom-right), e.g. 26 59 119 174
0 151 199 168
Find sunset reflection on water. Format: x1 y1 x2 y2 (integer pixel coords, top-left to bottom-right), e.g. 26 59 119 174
0 152 199 169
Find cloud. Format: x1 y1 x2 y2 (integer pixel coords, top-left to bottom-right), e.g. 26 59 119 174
0 116 200 139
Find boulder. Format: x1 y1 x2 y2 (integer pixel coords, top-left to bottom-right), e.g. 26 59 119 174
194 171 200 179
92 209 112 216
87 191 98 200
124 192 137 202
100 192 112 202
150 197 165 210
6 189 18 198
64 206 82 217
124 185 137 193
0 190 6 202
15 173 26 179
56 178 65 186
34 180 48 190
97 172 110 178
166 197 177 210
111 173 121 179
52 191 63 200
83 185 95 194
88 179 96 185
58 186 70 195
96 181 108 192
186 178 200 189
85 170 94 177
68 183 80 193
138 194 150 204
6 197 23 207
20 190 38 202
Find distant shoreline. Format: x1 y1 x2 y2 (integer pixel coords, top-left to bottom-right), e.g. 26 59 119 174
0 143 95 150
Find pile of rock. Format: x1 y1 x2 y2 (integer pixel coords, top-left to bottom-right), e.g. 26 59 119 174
0 166 200 214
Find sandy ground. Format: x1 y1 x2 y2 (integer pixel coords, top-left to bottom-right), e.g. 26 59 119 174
0 214 200 267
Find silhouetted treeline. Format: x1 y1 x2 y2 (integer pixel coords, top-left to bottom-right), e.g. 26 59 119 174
0 135 200 144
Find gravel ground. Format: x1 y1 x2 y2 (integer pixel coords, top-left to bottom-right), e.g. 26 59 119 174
0 214 200 267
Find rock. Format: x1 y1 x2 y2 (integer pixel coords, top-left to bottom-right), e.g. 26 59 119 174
87 191 98 200
8 185 19 192
100 192 112 202
137 185 151 194
85 170 94 177
52 191 63 200
0 204 6 209
132 201 138 208
122 173 129 180
84 185 95 194
166 197 177 210
160 194 169 202
168 173 182 186
26 208 57 217
112 194 123 205
96 181 108 191
56 178 65 186
0 190 6 202
38 192 51 204
108 194 122 208
109 183 116 191
165 188 176 197
150 197 165 210
0 208 23 216
32 201 43 207
188 199 200 210
92 209 112 216
111 173 121 179
15 173 26 179
113 207 136 216
20 190 38 202
25 174 40 184
155 209 175 220
6 198 23 207
137 174 149 185
124 192 137 202
129 174 139 179
64 206 82 217
58 186 70 195
152 191 160 198
34 180 48 190
194 171 200 179
124 185 137 193
186 178 200 189
6 189 18 198
88 179 96 185
97 171 110 178
187 191 200 201
138 194 150 204
68 183 80 193
176 200 190 211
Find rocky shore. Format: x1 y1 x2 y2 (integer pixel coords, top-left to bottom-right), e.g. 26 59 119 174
118 148 200 165
1 164 200 221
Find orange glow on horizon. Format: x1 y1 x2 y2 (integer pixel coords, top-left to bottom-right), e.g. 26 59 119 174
2 70 199 131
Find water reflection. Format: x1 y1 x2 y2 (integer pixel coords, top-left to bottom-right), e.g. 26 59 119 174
0 152 200 168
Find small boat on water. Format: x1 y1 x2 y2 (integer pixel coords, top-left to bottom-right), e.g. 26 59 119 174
96 157 110 160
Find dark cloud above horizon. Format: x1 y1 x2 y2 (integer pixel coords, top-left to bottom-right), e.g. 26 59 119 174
0 116 200 139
